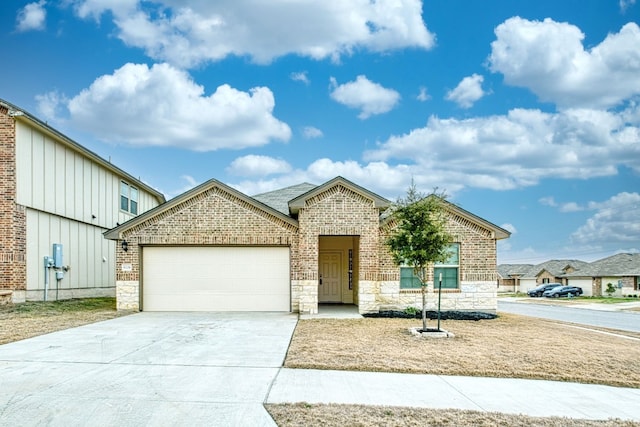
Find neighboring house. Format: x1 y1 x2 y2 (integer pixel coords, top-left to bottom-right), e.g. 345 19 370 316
497 264 533 292
104 176 510 315
0 99 165 303
514 260 591 294
565 253 640 297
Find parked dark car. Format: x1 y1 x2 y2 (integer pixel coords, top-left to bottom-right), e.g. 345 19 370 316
527 283 563 297
543 285 583 298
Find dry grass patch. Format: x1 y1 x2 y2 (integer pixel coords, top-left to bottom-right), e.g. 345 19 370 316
0 298 129 345
266 403 639 427
285 314 640 388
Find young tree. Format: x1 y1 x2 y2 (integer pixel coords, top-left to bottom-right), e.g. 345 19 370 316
385 183 453 331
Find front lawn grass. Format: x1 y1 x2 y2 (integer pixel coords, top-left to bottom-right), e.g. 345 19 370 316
0 297 128 345
270 314 640 426
284 313 640 388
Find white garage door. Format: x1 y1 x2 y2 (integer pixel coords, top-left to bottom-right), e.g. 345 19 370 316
142 246 290 311
568 278 593 297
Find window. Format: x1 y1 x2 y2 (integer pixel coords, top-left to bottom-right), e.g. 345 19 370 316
399 244 460 290
400 267 422 289
434 243 460 289
120 181 139 215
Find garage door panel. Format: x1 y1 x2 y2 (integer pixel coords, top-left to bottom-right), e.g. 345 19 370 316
143 246 290 312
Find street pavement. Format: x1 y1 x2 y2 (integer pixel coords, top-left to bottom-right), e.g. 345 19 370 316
498 298 640 332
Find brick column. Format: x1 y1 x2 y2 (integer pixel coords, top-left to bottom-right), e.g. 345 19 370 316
0 106 27 295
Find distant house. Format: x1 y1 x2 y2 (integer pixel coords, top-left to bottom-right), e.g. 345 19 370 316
499 254 640 297
498 260 590 295
0 99 165 303
564 253 640 297
497 264 533 292
104 177 510 314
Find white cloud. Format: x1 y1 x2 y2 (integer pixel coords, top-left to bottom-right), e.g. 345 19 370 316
572 192 640 245
445 74 486 108
290 71 310 85
330 75 400 119
226 155 292 177
620 0 636 12
559 202 583 213
58 62 290 151
489 17 640 109
416 86 430 102
364 106 640 190
230 158 412 199
539 197 557 207
302 126 323 139
36 90 68 122
69 0 435 67
539 197 583 212
16 1 47 32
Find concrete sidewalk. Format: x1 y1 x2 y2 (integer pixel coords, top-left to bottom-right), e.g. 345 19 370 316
267 368 640 422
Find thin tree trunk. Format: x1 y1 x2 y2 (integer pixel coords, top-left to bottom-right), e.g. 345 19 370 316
422 284 427 331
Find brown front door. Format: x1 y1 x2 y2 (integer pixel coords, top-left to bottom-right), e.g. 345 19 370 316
319 251 342 302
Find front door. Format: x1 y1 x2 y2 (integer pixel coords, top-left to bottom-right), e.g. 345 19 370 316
319 251 342 303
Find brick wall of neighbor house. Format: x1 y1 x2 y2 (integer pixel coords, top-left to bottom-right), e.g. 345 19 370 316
0 106 26 297
114 186 298 310
378 209 499 313
294 184 381 314
594 277 602 296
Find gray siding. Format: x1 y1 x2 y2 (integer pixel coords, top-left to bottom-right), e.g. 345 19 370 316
14 120 161 298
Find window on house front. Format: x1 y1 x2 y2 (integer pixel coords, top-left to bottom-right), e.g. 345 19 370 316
399 243 460 289
400 267 422 289
434 243 460 289
120 181 139 215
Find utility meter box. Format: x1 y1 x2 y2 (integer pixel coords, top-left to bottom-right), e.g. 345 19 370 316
53 244 63 268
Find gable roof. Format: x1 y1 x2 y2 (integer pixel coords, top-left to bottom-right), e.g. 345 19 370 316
498 264 534 278
564 253 640 277
287 176 391 215
520 259 590 279
252 183 317 215
440 198 511 240
104 178 298 239
0 98 165 204
382 195 511 240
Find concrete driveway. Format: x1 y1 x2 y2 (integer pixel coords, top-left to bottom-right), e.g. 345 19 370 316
0 312 298 426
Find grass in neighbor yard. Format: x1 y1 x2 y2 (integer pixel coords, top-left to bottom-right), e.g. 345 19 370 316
284 314 640 389
0 298 128 345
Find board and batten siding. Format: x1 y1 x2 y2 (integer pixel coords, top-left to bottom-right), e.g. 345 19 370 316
14 120 159 298
25 209 116 294
15 121 157 227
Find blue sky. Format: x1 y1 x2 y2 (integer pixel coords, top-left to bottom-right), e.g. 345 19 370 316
2 0 639 265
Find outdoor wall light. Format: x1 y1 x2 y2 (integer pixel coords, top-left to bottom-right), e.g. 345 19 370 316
121 240 129 252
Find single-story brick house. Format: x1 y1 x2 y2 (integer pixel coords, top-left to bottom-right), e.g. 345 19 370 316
104 176 510 315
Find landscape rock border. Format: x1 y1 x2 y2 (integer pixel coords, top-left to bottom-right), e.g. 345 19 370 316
363 310 497 321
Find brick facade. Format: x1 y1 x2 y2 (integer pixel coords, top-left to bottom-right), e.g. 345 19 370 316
378 208 500 313
0 106 26 293
114 185 298 309
294 184 381 313
110 178 506 314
